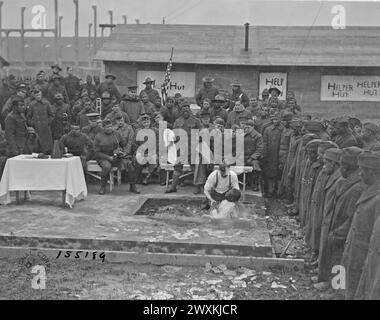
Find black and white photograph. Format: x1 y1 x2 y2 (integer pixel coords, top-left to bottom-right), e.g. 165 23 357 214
0 0 379 307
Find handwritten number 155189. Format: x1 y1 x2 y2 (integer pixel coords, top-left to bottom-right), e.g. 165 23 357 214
55 250 106 262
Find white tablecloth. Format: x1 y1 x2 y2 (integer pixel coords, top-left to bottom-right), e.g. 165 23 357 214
0 155 87 208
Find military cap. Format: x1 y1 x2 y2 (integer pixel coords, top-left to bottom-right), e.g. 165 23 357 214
37 70 46 76
213 95 226 102
340 147 363 166
246 119 255 127
101 91 111 99
102 119 113 126
166 96 175 102
142 77 154 84
105 74 116 80
139 113 151 121
363 122 380 134
358 151 380 169
230 79 241 87
318 141 339 154
324 148 343 163
234 102 245 112
270 111 281 119
128 85 138 90
214 118 225 126
348 117 361 128
304 120 323 133
181 101 191 110
262 89 270 96
202 75 215 83
52 74 61 80
174 93 182 98
306 139 323 150
282 112 293 121
268 87 281 96
334 117 349 127
51 64 62 71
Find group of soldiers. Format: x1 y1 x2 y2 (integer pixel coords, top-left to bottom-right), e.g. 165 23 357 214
276 110 380 299
1 69 380 299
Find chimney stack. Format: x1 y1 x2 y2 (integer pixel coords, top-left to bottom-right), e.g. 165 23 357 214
244 22 249 51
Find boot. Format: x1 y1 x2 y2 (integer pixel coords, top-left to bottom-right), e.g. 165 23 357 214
165 171 180 193
142 174 150 185
99 177 108 195
129 184 140 194
159 170 166 186
193 185 203 195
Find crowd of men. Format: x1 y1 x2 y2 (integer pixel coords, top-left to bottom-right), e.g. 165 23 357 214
1 67 380 299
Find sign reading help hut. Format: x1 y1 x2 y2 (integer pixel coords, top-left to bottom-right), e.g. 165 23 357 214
321 75 380 101
259 73 287 100
137 71 195 98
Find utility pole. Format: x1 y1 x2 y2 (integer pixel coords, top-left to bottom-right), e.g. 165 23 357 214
163 17 165 24
88 23 92 46
54 0 59 63
92 5 97 54
73 0 79 67
123 15 127 24
21 7 26 67
108 10 114 32
58 16 63 64
0 1 3 55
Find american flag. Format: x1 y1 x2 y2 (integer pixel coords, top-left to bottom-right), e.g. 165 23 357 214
161 47 174 105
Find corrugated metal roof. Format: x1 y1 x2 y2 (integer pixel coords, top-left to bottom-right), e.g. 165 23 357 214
94 24 380 67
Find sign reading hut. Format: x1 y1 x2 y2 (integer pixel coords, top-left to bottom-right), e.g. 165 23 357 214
321 75 380 101
137 71 196 98
259 72 287 100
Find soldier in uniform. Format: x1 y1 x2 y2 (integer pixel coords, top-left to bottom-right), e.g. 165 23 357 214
94 119 139 194
262 112 284 197
64 67 81 102
342 151 380 299
1 83 28 128
32 70 49 98
195 75 219 106
51 92 70 141
161 96 179 128
99 91 116 120
81 75 97 96
139 77 160 104
98 74 121 103
332 117 358 148
4 98 27 157
104 104 131 126
140 91 156 118
361 122 380 150
48 64 65 85
210 95 228 123
27 89 54 154
60 124 93 175
229 80 249 109
119 88 145 128
47 74 69 105
226 101 251 129
82 113 103 142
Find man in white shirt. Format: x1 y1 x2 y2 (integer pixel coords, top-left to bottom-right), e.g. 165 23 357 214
204 162 240 208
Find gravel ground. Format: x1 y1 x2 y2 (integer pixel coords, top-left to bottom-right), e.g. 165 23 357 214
0 199 342 300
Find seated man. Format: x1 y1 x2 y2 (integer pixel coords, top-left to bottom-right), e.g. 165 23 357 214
59 124 93 175
203 162 240 209
94 119 139 195
24 127 42 154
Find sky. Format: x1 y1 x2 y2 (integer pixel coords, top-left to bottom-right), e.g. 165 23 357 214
2 0 380 36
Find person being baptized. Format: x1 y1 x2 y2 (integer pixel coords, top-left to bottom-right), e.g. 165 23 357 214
209 188 248 219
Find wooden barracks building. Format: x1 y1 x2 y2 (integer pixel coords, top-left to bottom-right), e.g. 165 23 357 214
95 24 380 119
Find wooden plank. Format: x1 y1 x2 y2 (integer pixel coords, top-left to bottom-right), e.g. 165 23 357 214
0 246 304 270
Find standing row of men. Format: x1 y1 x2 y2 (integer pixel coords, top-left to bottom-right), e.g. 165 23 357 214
275 112 380 299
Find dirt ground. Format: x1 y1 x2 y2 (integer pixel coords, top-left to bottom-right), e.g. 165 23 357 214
0 199 341 300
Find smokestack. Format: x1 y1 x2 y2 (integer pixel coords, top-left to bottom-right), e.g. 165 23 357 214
244 22 249 51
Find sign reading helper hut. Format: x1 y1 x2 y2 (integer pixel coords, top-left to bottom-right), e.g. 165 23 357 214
321 75 380 101
137 71 196 98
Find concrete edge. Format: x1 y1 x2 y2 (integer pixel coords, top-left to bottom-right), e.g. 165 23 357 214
0 246 304 271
